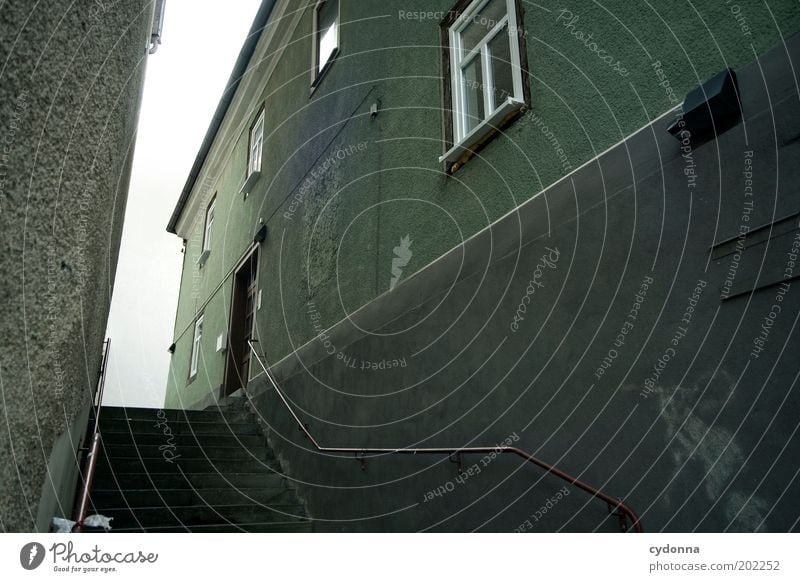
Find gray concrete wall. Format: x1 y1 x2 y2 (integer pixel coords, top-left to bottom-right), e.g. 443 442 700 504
246 33 800 532
0 1 153 532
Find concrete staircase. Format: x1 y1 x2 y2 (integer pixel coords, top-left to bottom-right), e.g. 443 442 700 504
85 403 312 532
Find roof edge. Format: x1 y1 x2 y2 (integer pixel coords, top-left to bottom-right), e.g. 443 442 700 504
166 0 278 235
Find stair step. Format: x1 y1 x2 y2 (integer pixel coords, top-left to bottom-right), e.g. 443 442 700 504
96 405 254 424
90 503 307 529
205 402 252 421
84 521 313 533
89 487 298 509
98 418 260 436
100 444 275 461
92 471 287 490
100 431 265 448
85 405 311 533
96 456 280 474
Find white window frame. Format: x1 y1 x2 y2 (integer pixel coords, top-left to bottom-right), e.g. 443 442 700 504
248 109 264 177
202 196 215 253
312 0 340 85
189 314 203 379
441 0 526 163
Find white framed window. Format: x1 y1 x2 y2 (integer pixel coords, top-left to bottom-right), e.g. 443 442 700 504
248 109 264 177
189 314 203 379
441 0 528 165
203 196 215 253
312 0 339 85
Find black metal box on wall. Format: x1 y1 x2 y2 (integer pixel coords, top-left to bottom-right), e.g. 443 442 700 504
668 68 741 143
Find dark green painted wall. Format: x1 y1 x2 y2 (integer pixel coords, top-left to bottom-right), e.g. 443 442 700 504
241 33 800 531
163 0 800 532
166 0 800 408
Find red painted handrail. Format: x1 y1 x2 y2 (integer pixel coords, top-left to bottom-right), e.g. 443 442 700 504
73 338 111 532
247 340 642 532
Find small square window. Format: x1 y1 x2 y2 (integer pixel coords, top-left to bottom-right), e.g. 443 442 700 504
312 0 339 87
248 109 264 177
189 314 204 379
440 0 530 167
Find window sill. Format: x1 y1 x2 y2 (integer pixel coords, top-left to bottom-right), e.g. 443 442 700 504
439 97 525 165
240 170 261 196
309 48 339 97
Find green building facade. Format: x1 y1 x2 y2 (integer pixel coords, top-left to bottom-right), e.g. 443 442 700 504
163 0 800 531
166 0 800 409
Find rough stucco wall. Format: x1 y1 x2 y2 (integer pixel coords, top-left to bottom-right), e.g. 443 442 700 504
0 0 151 531
165 0 800 410
246 33 800 532
159 0 800 532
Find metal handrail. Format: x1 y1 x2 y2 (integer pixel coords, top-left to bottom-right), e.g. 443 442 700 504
73 338 111 532
247 340 643 532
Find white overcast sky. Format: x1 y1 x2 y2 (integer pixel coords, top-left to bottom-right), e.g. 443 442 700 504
103 0 263 408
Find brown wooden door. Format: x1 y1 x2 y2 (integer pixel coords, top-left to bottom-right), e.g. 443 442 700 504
223 250 258 396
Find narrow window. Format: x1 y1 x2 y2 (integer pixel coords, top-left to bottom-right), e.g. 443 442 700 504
189 314 203 379
313 0 339 84
248 109 264 176
441 0 529 165
203 196 215 253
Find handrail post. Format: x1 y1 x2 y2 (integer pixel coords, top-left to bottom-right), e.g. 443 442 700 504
72 338 111 532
